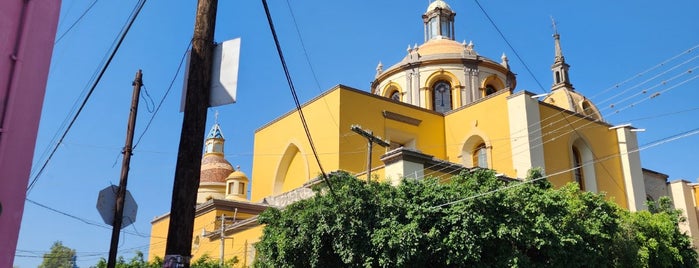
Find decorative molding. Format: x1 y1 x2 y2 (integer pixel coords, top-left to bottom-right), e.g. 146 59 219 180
382 110 422 126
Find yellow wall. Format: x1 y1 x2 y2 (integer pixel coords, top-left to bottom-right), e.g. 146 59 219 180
251 86 448 200
444 91 514 176
338 88 446 180
538 104 628 208
149 210 263 267
148 216 169 262
251 89 343 201
151 86 642 265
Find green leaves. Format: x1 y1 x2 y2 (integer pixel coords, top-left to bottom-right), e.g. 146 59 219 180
39 241 76 268
253 170 697 267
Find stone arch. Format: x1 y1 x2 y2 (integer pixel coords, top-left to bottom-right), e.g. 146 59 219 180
273 142 309 195
424 69 462 109
382 82 403 101
481 74 505 97
569 136 597 192
461 128 492 168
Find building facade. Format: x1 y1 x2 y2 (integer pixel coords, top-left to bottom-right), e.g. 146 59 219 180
149 0 698 265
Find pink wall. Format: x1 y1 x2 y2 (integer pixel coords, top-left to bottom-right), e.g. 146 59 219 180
0 1 61 267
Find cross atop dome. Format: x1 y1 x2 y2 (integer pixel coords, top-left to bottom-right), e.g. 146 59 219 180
207 111 225 140
205 113 225 155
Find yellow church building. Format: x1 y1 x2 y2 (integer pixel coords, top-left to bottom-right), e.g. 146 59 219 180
149 0 699 265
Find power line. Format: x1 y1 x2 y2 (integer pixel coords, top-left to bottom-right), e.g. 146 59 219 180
283 0 360 152
505 44 698 151
261 0 334 196
472 0 546 93
26 197 163 239
54 0 99 44
26 198 110 229
133 41 192 149
26 0 147 195
430 124 699 209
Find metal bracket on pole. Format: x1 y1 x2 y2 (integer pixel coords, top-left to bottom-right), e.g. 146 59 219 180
351 125 389 183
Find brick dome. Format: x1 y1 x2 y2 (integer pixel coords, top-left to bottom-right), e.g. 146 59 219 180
200 154 234 183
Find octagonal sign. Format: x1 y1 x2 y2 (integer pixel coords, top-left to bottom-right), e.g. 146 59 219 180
96 185 138 229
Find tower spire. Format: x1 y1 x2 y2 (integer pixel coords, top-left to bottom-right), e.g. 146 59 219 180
550 17 573 90
552 17 564 64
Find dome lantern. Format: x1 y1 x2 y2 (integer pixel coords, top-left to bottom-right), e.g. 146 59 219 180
423 0 456 42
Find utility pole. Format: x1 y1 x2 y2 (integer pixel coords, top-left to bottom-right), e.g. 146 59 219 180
107 69 142 268
219 214 226 266
350 125 389 183
219 209 236 266
164 0 217 267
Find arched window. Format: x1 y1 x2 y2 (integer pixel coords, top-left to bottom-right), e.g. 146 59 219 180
432 80 452 113
238 182 246 195
428 17 438 40
390 91 401 101
485 85 497 96
555 71 561 84
572 146 585 190
473 143 488 168
581 101 594 116
571 139 597 192
226 181 234 195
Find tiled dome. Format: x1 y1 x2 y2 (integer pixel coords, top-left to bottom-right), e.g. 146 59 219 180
200 154 234 183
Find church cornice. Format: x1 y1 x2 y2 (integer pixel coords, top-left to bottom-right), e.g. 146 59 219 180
372 55 513 90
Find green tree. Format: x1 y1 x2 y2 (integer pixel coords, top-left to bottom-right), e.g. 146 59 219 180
93 252 237 268
615 197 697 267
39 241 76 268
253 170 697 267
92 251 159 268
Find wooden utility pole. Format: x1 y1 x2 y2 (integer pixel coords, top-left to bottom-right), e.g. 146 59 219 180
218 209 236 266
350 125 389 183
164 0 217 267
107 69 142 268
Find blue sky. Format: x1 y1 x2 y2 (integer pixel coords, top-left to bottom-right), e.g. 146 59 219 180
15 0 699 267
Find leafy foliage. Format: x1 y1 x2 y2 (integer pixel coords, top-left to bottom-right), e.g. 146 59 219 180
39 241 76 268
615 197 697 267
253 169 697 267
91 252 237 268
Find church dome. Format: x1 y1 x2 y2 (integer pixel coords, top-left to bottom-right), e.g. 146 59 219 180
543 89 603 120
426 0 451 12
200 154 234 183
371 0 516 112
417 38 466 56
227 169 248 182
225 167 249 201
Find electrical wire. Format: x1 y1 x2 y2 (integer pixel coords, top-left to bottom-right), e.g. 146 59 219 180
54 0 99 44
26 0 147 195
26 197 166 239
430 124 699 209
26 198 110 229
140 84 155 113
283 0 360 152
472 0 546 93
261 0 334 196
133 41 192 149
505 44 698 153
